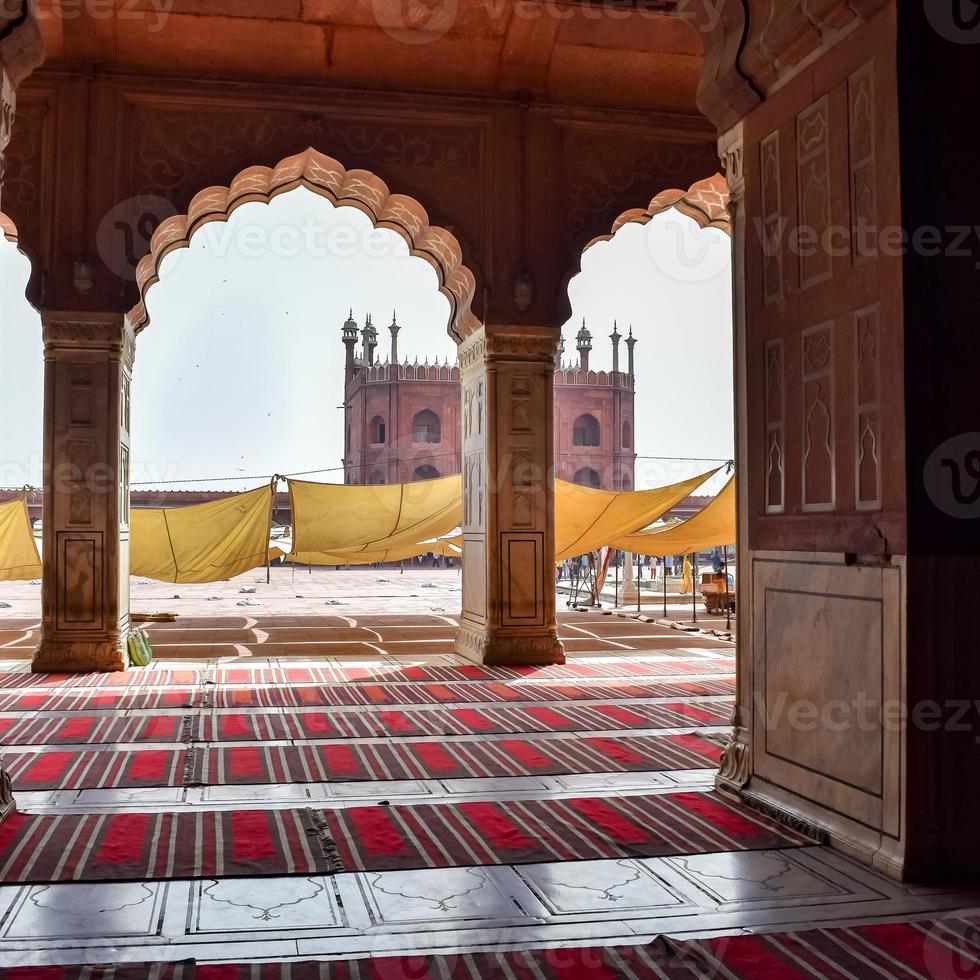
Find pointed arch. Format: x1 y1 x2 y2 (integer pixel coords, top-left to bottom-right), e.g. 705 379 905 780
127 148 481 342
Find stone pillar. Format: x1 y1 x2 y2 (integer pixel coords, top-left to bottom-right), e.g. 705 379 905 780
455 325 564 666
1 3 45 820
33 312 134 673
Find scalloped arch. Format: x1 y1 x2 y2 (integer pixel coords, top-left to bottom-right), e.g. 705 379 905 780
0 212 18 245
128 148 480 342
582 172 732 257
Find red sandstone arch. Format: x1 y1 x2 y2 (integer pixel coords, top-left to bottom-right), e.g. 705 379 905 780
128 148 481 343
583 172 732 256
0 212 17 245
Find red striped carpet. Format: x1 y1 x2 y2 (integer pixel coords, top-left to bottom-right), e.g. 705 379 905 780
206 677 735 709
2 733 724 790
16 915 973 978
0 677 734 712
0 657 733 689
0 699 732 745
0 791 805 883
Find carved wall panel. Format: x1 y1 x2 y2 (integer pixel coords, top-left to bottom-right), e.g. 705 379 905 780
764 340 785 513
848 62 877 266
801 323 836 512
855 305 881 510
796 96 832 288
759 130 782 305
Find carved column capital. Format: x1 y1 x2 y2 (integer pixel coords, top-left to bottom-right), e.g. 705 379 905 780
718 122 745 206
41 311 136 367
459 325 561 372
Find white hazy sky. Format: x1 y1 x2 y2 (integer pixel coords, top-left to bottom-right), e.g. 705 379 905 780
0 187 732 495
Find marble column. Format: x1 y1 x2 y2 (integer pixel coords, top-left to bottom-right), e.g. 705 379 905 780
455 325 564 666
33 312 134 673
715 121 751 795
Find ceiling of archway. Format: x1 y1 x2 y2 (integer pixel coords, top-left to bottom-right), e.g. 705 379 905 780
34 0 704 112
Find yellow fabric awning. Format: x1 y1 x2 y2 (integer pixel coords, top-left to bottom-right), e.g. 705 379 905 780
131 484 278 583
554 468 719 561
613 475 736 556
0 495 41 582
286 476 462 566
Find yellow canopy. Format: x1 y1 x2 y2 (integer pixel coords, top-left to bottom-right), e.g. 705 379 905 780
131 484 278 583
286 476 462 566
554 468 718 561
0 495 42 582
613 475 736 557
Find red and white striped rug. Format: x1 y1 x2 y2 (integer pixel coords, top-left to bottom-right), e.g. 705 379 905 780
3 732 725 790
0 791 806 883
0 699 732 746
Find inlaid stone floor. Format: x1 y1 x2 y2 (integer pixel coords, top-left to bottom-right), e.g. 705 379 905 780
0 613 975 970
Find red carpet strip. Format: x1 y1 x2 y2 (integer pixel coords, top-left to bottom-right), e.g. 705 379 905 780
0 791 806 883
3 733 724 790
0 699 732 745
207 677 736 709
319 790 809 873
0 658 733 690
10 916 980 978
0 677 734 711
11 915 980 980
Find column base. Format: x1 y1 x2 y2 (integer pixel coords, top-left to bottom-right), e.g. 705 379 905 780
0 765 16 824
455 622 565 666
32 638 128 674
715 725 751 795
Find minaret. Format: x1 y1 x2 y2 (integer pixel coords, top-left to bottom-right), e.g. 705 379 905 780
555 333 565 370
342 308 358 383
362 313 378 366
626 325 637 379
388 311 400 366
610 319 621 375
576 318 593 372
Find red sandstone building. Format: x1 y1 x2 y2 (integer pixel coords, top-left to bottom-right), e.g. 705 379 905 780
343 313 636 489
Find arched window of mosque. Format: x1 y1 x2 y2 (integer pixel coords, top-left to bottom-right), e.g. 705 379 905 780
573 467 601 489
370 470 386 484
412 409 442 444
572 413 600 447
413 464 440 481
622 419 632 449
370 415 386 444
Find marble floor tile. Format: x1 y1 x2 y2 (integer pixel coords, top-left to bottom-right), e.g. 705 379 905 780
517 858 696 918
354 865 539 930
189 876 350 935
0 881 169 942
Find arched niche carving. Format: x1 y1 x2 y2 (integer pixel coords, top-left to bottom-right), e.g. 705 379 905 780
127 147 481 343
